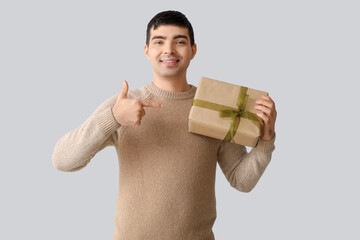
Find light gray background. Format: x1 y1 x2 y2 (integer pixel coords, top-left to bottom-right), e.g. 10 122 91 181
1 0 359 239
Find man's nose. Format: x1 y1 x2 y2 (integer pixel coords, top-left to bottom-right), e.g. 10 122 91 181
164 43 176 54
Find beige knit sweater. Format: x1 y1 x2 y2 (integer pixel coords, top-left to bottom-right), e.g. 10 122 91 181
52 82 275 240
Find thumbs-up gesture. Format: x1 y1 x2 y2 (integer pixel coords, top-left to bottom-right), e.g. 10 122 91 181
111 80 163 126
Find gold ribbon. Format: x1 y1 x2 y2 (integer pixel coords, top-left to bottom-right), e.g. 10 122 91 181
192 86 261 144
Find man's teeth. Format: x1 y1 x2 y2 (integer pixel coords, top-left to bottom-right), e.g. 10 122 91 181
162 60 179 63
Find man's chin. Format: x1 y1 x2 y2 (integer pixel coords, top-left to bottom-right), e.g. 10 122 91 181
157 70 183 78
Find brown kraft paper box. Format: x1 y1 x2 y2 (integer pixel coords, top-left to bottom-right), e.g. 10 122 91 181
188 77 268 147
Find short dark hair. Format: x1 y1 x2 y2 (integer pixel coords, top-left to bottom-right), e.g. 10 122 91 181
146 10 195 47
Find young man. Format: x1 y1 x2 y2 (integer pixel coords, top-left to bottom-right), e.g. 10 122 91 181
52 10 277 240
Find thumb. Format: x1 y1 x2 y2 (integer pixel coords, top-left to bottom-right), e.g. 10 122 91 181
119 80 129 99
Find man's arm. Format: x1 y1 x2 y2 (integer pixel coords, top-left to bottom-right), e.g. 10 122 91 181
217 94 277 192
52 80 163 172
52 95 120 172
217 136 275 192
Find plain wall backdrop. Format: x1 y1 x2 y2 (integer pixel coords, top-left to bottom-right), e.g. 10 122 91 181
1 0 359 239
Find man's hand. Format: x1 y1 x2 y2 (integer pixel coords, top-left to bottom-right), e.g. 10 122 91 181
111 80 163 126
255 95 277 141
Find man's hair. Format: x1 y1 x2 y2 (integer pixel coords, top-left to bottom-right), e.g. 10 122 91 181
146 10 195 47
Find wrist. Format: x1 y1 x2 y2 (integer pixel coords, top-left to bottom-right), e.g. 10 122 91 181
261 132 275 141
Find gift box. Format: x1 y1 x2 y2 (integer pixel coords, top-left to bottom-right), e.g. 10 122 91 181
188 77 268 147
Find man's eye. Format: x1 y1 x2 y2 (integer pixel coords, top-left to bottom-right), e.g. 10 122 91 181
155 41 162 45
177 41 185 44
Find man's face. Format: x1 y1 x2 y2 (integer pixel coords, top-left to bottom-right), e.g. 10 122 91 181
144 25 197 80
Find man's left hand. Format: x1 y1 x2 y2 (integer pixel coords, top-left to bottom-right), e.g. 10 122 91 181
255 95 277 141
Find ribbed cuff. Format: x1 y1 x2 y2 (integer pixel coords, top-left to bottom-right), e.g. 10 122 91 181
96 107 121 136
255 133 276 153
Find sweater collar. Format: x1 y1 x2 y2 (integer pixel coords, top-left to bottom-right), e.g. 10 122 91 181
145 82 196 100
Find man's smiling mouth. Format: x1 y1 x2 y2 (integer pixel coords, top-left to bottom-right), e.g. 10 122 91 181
161 60 179 63
160 59 180 63
160 58 180 66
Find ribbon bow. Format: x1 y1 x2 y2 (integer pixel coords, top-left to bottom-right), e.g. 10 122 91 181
220 86 251 144
192 86 261 145
219 109 245 143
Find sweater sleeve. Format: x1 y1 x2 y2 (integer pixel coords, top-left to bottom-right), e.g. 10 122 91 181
217 134 276 192
52 95 121 172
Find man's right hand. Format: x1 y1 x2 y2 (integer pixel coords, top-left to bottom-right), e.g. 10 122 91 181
111 80 163 126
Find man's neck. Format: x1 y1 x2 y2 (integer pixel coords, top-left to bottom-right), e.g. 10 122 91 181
152 75 191 92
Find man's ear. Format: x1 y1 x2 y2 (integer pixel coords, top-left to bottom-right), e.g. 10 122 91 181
144 44 150 60
191 43 197 60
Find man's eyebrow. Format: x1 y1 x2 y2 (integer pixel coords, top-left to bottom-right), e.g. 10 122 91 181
151 35 188 41
174 35 188 40
151 35 166 41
